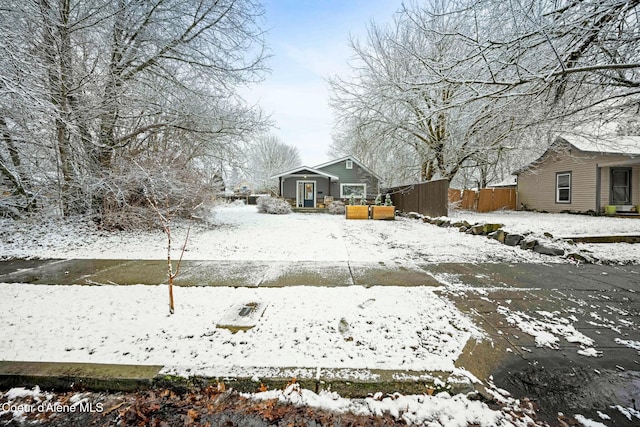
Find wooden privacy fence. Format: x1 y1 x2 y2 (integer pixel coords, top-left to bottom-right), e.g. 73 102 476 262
449 188 517 212
386 179 449 217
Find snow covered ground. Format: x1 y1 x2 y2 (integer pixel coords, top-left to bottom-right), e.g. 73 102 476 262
2 203 639 264
0 283 481 377
1 203 639 425
448 209 640 264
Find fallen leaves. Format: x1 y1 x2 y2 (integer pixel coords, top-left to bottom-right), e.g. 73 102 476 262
0 385 407 426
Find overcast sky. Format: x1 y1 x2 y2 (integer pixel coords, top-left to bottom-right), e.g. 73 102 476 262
243 0 404 167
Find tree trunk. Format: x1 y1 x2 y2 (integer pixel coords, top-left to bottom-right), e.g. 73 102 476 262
40 0 83 215
0 117 31 199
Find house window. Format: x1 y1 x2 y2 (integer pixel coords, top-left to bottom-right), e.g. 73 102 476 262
610 168 631 204
341 183 366 199
345 160 353 169
556 172 571 203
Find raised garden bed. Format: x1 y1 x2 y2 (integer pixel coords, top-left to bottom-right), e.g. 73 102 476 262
345 205 369 220
371 205 395 220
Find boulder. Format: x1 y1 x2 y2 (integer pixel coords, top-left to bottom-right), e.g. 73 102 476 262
520 239 538 250
470 225 485 235
488 229 507 243
452 221 471 228
459 226 468 233
483 223 504 234
504 234 523 246
533 244 565 256
566 252 591 263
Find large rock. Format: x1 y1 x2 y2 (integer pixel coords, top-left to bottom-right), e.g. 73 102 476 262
520 239 538 250
533 244 565 256
470 225 485 235
566 252 592 263
504 234 523 246
435 219 450 227
452 221 471 228
488 229 507 243
483 223 504 234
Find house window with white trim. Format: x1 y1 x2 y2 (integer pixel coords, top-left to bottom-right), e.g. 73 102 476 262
341 183 366 199
345 159 353 169
556 172 571 203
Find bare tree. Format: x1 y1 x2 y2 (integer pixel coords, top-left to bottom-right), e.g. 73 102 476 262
0 0 269 219
137 161 201 314
245 134 301 193
330 0 640 187
330 2 520 184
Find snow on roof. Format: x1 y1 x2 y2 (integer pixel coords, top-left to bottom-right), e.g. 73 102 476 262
313 155 383 180
270 166 340 180
514 133 640 175
559 134 640 155
487 176 517 188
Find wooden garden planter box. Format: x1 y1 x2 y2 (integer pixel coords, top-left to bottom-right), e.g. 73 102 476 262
345 205 369 219
371 205 395 220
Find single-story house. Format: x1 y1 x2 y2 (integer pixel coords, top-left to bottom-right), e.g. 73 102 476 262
515 134 640 214
487 176 517 189
271 156 382 208
233 179 252 195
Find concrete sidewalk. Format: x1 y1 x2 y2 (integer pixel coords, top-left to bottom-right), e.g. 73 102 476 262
0 258 440 287
1 259 639 424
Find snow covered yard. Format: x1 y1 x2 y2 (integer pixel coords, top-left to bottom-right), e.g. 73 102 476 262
0 284 481 377
0 203 637 375
1 203 639 426
450 209 640 237
0 203 605 264
448 209 640 265
2 203 638 264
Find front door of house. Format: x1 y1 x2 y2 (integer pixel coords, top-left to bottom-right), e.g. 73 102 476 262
611 168 631 205
297 181 315 208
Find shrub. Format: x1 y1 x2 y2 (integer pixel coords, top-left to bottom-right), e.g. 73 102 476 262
328 200 345 215
256 196 292 214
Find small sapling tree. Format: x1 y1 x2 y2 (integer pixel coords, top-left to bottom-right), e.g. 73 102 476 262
137 162 202 314
148 196 199 314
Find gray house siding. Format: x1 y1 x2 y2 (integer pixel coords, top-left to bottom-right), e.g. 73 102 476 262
273 156 381 207
281 176 332 200
318 159 379 199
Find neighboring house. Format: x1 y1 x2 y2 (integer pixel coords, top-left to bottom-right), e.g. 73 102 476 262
487 176 517 189
271 156 382 208
233 179 252 195
515 134 640 214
